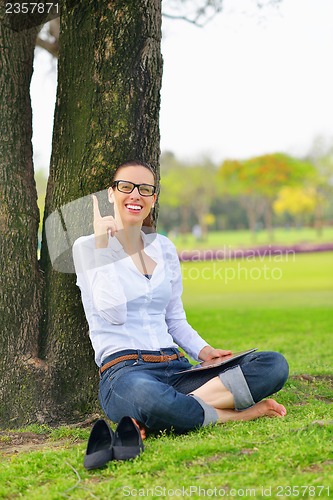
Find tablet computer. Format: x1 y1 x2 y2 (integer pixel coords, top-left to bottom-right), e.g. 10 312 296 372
175 348 258 375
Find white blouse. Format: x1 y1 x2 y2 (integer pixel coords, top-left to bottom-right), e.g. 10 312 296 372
73 232 208 366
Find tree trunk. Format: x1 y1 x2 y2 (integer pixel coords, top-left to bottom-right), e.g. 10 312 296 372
314 196 324 237
240 197 257 242
0 18 47 426
262 199 274 241
40 0 163 423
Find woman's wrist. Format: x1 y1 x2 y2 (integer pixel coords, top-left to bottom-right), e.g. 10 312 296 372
198 345 214 361
94 233 109 248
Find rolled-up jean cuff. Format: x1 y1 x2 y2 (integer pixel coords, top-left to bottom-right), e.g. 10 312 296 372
219 365 255 410
190 395 219 426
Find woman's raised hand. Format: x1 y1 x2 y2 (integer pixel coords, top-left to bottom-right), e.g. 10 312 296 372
92 194 118 248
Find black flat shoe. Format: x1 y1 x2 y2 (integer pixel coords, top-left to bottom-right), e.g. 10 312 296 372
112 416 144 460
84 419 114 470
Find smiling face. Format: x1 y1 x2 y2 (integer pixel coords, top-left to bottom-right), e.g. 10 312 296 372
108 165 157 228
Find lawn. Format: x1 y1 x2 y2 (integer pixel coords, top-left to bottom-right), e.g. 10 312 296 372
181 252 333 377
0 252 332 499
170 226 333 251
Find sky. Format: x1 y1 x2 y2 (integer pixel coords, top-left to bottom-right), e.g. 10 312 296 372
31 0 333 171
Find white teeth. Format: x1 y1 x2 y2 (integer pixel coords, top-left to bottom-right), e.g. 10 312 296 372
127 204 142 210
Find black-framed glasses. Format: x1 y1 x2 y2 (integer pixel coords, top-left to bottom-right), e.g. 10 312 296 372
112 180 156 197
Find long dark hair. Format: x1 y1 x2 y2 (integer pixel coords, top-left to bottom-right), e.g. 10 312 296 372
112 159 157 184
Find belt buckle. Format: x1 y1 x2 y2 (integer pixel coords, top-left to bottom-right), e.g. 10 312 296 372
162 354 173 362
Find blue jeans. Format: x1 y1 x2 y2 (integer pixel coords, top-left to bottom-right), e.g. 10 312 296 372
99 348 289 433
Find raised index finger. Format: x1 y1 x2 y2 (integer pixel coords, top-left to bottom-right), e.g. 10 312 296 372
91 194 101 220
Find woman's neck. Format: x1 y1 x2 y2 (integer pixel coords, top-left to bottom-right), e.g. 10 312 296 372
115 224 143 255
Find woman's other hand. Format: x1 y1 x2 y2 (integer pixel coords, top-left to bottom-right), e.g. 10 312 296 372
198 345 232 362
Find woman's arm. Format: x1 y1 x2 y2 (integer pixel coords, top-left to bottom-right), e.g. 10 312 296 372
164 238 231 361
73 236 127 324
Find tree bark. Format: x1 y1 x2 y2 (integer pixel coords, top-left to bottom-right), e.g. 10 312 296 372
0 15 47 426
39 0 163 422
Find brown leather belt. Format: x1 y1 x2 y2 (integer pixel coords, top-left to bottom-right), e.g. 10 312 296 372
99 352 184 376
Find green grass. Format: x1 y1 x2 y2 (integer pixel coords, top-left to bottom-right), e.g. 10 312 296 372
1 251 333 499
170 226 333 251
181 252 333 309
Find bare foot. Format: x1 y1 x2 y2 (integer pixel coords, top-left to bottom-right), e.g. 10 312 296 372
131 418 147 440
216 399 287 423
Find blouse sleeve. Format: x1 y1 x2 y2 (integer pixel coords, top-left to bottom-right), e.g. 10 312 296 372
73 237 127 324
164 238 208 361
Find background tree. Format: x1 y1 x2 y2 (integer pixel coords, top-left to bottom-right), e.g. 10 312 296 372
217 159 266 238
273 187 318 226
307 139 333 235
159 154 217 237
158 153 190 233
188 161 218 238
218 153 316 239
243 153 316 237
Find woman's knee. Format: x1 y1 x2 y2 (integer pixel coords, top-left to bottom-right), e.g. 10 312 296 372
241 351 289 402
257 351 289 394
270 352 289 390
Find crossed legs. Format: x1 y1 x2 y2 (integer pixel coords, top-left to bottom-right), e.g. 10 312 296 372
100 351 289 434
190 376 287 423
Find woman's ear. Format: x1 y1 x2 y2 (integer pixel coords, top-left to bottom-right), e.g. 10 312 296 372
108 186 114 204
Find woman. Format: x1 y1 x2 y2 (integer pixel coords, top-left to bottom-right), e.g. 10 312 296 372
73 160 289 435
